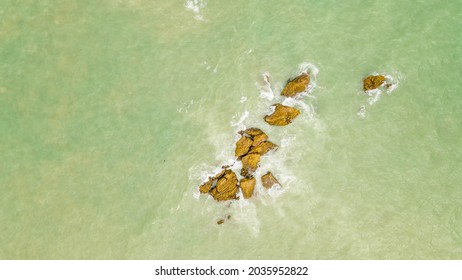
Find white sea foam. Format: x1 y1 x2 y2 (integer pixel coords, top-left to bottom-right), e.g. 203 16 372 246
230 110 249 134
176 99 194 113
258 72 274 101
357 105 367 118
367 89 381 105
298 62 320 96
184 0 207 21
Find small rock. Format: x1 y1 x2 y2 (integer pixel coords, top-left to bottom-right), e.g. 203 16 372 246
217 219 224 225
241 153 261 177
261 172 281 189
363 75 386 91
264 104 301 126
240 177 256 199
281 73 310 97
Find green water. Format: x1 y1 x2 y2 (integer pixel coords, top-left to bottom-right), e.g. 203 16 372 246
1 0 461 259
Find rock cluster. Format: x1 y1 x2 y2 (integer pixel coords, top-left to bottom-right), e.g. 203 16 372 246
199 71 312 203
236 128 278 178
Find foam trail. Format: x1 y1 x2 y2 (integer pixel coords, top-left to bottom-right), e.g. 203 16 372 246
357 105 367 118
258 72 274 101
230 110 249 136
367 89 381 105
298 62 320 95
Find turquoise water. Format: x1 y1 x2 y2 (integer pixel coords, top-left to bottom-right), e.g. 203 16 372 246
1 0 461 259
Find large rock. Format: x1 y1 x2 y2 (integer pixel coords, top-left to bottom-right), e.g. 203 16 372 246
241 153 260 177
281 73 310 97
235 135 253 158
261 172 281 189
264 104 301 126
235 128 273 158
249 141 278 156
240 177 256 199
363 75 386 91
199 169 238 201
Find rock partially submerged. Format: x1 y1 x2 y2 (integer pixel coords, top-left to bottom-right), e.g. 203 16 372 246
281 72 310 97
241 153 260 177
363 75 386 91
217 215 231 225
199 169 239 201
261 172 281 189
264 103 301 126
240 177 256 199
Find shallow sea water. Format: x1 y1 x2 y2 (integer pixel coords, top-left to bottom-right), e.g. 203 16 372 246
1 0 461 259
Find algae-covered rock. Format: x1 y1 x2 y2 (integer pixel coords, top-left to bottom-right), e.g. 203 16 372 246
199 169 238 201
281 73 310 97
241 153 261 177
264 104 301 126
249 141 278 156
240 177 256 199
261 172 281 189
235 135 253 158
363 75 386 91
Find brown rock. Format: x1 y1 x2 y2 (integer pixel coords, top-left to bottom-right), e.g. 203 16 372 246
241 153 261 177
199 179 213 193
264 104 301 126
235 128 272 158
251 133 268 147
217 219 224 225
216 170 237 193
235 135 253 158
281 73 310 97
241 128 264 137
363 75 386 91
249 141 278 156
261 172 281 189
240 177 256 199
210 187 238 201
199 169 239 201
213 170 238 200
